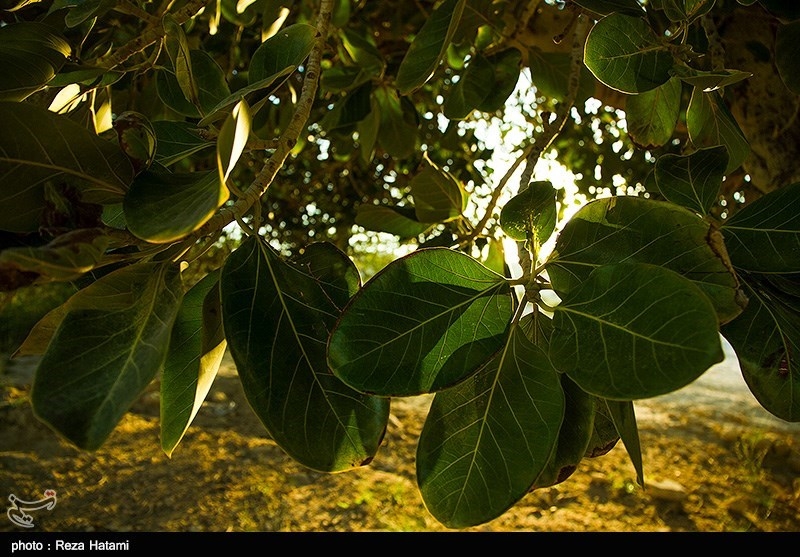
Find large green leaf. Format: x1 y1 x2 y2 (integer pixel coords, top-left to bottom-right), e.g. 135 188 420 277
653 145 728 215
216 99 251 185
550 262 725 400
722 273 800 422
416 326 564 528
373 86 418 159
531 374 594 490
156 51 231 119
583 13 674 94
721 183 800 274
0 228 109 282
30 262 184 450
0 22 71 101
153 120 214 166
476 48 522 113
220 236 389 472
354 204 433 238
328 248 514 396
443 53 494 120
161 271 227 456
547 196 746 325
395 0 467 95
248 23 317 83
499 181 557 249
411 159 468 223
0 102 134 233
123 170 229 244
686 89 750 174
164 15 199 111
625 77 682 149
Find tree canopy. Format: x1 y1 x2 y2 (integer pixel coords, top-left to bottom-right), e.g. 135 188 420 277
1 0 800 528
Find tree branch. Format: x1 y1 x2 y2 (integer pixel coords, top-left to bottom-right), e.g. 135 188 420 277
196 0 334 238
95 0 211 69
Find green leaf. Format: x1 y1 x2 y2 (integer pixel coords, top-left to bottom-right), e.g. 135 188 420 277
373 86 418 159
528 48 596 103
603 398 644 486
0 228 109 282
411 158 468 223
161 271 227 457
653 145 728 215
395 0 467 95
776 21 800 95
30 262 184 450
249 23 317 83
164 15 200 110
354 204 433 238
686 89 750 174
547 196 746 325
153 121 214 166
216 99 251 185
476 48 522 113
721 183 800 273
221 237 389 471
550 262 725 400
328 248 514 396
443 53 494 120
156 51 230 119
416 326 564 528
570 0 645 16
339 27 384 75
0 101 134 233
661 0 715 22
531 374 595 490
0 22 71 101
670 65 752 92
722 272 800 422
584 399 620 458
499 181 557 249
123 170 229 244
625 77 682 149
113 111 158 176
583 13 674 94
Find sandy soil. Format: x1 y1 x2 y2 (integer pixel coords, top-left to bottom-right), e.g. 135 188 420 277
2 351 800 533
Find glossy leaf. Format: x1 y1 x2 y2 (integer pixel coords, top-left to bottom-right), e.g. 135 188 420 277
0 228 109 282
396 0 467 95
416 326 564 528
0 101 134 233
661 0 715 22
721 182 800 273
722 272 800 422
0 22 71 101
328 248 514 396
499 181 557 249
570 0 645 16
161 271 227 456
217 99 251 185
686 89 750 174
604 398 644 486
625 77 682 149
153 120 214 166
443 53 494 120
30 262 184 450
670 65 752 92
584 13 674 94
776 20 800 95
411 159 468 223
531 374 595 491
373 86 418 159
221 236 389 472
653 145 728 215
164 15 200 110
354 204 432 239
547 196 746 325
249 23 317 83
550 262 725 400
123 170 229 243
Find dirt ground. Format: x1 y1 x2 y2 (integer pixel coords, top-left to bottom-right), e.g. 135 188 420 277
2 353 800 533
